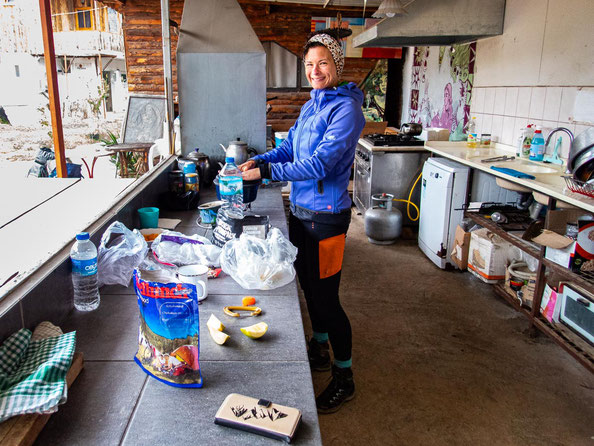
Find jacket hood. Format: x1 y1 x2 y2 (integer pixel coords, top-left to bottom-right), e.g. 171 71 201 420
310 82 364 106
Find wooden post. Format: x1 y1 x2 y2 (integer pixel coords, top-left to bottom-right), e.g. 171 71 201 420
161 0 175 154
38 0 67 178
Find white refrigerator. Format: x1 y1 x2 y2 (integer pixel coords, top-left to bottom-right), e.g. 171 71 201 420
418 157 470 269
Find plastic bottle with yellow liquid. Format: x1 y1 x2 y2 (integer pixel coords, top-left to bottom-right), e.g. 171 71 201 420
465 117 478 148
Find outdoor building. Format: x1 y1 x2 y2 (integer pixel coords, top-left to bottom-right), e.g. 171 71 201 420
0 0 127 126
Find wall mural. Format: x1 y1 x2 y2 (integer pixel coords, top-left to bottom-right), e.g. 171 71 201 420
408 43 476 136
361 59 388 122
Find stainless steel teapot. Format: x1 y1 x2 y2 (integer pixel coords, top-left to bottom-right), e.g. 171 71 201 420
219 138 257 165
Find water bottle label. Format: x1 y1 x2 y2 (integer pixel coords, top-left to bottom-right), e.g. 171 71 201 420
72 257 97 276
219 176 243 196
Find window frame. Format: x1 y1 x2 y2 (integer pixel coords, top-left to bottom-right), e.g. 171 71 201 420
75 0 94 31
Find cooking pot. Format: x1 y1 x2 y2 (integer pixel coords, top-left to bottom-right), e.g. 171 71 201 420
213 175 261 204
572 146 594 182
400 123 423 136
568 127 594 175
219 138 257 166
186 148 214 187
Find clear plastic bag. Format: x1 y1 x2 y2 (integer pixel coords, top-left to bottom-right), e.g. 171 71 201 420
151 230 222 267
97 221 148 287
220 228 297 290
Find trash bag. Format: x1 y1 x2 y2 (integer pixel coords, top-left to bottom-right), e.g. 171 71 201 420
49 163 83 178
151 230 222 267
220 228 297 290
97 221 148 287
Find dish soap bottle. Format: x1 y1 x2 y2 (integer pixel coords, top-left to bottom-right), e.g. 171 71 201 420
529 127 545 161
465 117 478 148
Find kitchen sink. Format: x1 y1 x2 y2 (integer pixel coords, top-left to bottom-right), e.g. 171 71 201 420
492 160 559 174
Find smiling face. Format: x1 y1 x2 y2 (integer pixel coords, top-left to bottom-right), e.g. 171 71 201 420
304 45 339 90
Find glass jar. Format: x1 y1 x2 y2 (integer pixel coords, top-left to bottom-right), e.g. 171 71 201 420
480 134 492 148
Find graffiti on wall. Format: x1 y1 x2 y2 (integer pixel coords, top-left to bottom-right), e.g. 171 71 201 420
409 43 475 135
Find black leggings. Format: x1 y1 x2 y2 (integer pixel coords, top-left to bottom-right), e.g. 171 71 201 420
289 213 352 362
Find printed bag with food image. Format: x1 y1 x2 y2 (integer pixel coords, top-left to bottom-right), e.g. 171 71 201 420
133 269 203 388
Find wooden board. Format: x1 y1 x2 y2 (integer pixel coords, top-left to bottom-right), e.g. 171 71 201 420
0 352 84 446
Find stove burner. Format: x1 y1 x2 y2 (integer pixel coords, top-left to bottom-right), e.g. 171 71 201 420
364 133 424 147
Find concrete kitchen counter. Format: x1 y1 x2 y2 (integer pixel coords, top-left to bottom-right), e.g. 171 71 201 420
34 187 322 446
424 141 594 213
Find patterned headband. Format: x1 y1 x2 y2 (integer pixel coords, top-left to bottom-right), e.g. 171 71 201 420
307 33 344 77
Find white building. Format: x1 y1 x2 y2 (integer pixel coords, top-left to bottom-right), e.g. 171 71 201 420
0 0 127 126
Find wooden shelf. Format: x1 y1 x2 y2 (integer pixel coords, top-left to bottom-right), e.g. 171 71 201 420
466 211 594 374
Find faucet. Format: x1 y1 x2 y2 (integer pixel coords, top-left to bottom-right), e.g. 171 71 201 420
545 127 574 172
545 127 574 148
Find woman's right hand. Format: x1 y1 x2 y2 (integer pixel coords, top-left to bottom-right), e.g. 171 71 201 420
239 160 256 172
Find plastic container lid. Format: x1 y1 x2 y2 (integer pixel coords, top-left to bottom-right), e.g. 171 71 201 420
225 157 235 163
76 232 90 241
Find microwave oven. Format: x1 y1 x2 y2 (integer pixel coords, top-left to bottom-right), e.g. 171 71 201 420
559 283 594 345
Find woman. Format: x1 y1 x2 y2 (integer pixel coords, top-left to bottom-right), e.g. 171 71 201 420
240 32 365 414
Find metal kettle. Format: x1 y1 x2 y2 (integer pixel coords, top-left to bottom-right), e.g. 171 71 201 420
186 148 214 187
219 138 257 165
400 123 423 136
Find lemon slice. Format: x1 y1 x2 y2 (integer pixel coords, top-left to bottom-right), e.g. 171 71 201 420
207 314 225 332
208 325 230 345
240 322 268 339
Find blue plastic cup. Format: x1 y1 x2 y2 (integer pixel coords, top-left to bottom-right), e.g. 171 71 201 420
138 207 159 229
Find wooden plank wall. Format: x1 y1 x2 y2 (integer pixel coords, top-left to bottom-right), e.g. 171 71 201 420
101 0 378 130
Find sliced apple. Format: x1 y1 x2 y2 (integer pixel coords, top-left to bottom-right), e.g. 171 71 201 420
207 313 225 332
240 322 268 339
208 325 230 345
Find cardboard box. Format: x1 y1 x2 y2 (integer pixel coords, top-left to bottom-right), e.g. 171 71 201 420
450 225 471 270
467 228 516 283
545 242 576 269
540 283 561 323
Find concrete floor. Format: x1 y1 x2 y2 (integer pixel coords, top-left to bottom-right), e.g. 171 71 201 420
300 210 594 446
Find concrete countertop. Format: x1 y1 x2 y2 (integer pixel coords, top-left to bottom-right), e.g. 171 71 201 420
34 187 322 446
424 141 594 213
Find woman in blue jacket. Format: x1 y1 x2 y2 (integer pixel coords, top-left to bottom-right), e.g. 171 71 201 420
241 32 365 414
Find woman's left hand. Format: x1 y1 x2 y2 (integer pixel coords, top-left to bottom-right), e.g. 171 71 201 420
242 168 261 181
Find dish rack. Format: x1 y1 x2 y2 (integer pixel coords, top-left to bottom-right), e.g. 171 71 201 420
563 176 594 198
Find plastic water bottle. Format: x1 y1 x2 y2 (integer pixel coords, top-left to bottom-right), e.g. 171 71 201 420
70 232 100 311
465 117 477 148
529 127 545 161
218 157 244 218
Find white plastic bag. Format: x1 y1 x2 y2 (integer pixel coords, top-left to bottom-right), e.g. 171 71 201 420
220 228 297 290
98 221 148 287
151 230 222 266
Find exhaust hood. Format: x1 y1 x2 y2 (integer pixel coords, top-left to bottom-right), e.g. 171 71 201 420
354 0 506 47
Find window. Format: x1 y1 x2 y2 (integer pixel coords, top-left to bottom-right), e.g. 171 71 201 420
75 0 93 30
263 42 310 91
14 65 20 77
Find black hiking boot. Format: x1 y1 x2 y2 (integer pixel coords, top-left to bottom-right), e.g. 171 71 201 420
316 365 355 414
307 337 331 372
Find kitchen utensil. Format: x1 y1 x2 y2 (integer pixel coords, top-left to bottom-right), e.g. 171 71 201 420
568 127 594 173
219 138 257 165
177 264 208 301
186 148 214 187
481 155 515 163
400 123 423 136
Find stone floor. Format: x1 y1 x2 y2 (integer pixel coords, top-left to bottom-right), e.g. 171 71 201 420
302 209 594 446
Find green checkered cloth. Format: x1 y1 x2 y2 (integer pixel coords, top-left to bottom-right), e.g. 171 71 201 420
0 328 76 423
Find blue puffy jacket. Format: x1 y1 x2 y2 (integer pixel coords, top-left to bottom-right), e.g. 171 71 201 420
254 82 365 215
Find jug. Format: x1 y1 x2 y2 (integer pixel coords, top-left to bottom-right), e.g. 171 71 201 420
219 138 257 166
186 148 214 187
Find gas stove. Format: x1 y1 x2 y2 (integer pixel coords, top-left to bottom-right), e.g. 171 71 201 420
363 133 425 147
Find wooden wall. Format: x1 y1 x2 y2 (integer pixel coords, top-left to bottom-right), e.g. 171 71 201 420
51 0 111 33
101 0 379 130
